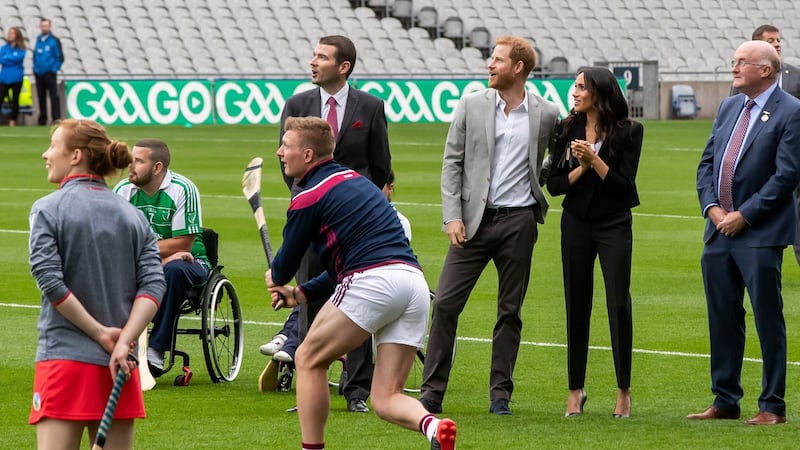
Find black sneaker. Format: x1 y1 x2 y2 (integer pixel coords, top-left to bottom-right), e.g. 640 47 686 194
489 398 513 415
420 397 443 414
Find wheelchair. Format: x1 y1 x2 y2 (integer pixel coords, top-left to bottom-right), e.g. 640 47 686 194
149 228 244 386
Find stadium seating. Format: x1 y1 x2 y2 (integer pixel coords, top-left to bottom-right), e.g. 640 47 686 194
0 0 798 77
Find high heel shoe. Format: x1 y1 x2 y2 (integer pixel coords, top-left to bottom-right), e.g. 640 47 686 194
613 389 631 419
565 390 587 417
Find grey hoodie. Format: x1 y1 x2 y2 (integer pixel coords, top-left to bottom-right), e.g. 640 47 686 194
29 175 165 366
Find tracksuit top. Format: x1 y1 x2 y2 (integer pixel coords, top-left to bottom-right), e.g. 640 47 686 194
270 159 420 303
33 33 62 75
0 43 25 84
29 175 165 366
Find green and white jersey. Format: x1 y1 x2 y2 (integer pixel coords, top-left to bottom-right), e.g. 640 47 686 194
114 170 207 263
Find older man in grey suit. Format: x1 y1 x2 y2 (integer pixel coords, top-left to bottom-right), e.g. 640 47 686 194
419 36 559 416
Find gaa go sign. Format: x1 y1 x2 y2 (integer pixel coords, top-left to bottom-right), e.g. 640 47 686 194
66 80 214 125
67 79 581 126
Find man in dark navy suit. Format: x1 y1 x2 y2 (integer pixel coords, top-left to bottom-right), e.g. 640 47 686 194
749 25 800 266
691 40 800 425
262 35 391 413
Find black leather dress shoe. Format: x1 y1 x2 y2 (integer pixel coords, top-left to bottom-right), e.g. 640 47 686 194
420 397 443 414
489 398 513 415
347 398 369 413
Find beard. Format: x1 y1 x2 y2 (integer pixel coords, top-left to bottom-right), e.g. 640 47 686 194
129 170 153 187
489 72 513 90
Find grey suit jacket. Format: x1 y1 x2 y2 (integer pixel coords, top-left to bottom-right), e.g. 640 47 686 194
441 88 560 240
780 62 800 98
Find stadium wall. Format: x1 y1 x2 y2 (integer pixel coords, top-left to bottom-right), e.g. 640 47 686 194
659 81 732 120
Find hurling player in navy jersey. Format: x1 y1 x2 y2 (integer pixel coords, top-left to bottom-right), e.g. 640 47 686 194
265 116 456 450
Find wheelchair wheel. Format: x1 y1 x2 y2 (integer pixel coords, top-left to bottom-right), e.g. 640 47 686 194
402 334 454 393
326 356 346 395
403 349 425 393
201 269 244 383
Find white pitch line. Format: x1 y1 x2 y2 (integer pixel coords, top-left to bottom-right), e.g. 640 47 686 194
1 302 795 366
0 188 703 221
0 302 39 309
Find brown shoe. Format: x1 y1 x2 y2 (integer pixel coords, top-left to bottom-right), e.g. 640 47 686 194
745 411 786 425
686 405 740 420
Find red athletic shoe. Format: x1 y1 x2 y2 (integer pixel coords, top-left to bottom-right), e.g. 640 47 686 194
431 418 456 450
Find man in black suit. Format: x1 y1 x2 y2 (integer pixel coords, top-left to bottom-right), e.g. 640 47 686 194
263 35 391 413
690 40 800 425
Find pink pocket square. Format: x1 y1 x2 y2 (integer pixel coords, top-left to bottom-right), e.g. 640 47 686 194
351 120 363 128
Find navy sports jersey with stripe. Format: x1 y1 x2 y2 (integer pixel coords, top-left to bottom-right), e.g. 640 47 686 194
271 159 419 302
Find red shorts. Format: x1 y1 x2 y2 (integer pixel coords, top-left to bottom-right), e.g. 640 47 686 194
29 360 145 424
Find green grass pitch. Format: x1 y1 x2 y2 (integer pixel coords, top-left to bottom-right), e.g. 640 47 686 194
3 120 800 448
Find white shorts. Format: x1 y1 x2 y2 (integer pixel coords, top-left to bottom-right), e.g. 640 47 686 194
331 263 429 349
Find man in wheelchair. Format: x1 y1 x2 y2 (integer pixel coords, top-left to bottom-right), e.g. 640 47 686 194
114 139 210 371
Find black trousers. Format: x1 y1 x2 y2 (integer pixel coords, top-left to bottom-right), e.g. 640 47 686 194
35 72 60 125
295 246 373 402
0 81 23 121
421 207 537 403
561 210 633 390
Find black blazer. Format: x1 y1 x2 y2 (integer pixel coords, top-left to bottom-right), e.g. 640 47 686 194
546 118 643 220
279 86 391 193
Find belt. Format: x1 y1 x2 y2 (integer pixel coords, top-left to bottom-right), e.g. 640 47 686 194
483 205 534 217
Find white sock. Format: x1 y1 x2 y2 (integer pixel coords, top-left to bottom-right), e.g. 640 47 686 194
420 414 440 442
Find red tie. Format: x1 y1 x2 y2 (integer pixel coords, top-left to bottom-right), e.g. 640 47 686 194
718 99 755 212
326 97 338 139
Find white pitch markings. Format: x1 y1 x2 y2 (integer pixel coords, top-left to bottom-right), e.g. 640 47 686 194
0 302 39 309
0 302 794 366
0 188 703 221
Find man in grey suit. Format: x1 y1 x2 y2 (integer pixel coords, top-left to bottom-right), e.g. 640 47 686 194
261 35 391 413
419 36 559 416
749 25 800 265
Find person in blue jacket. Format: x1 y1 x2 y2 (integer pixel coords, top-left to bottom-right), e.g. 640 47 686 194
0 27 26 127
33 18 62 126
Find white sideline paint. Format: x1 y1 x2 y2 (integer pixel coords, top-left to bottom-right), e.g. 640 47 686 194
1 302 796 367
0 187 706 221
